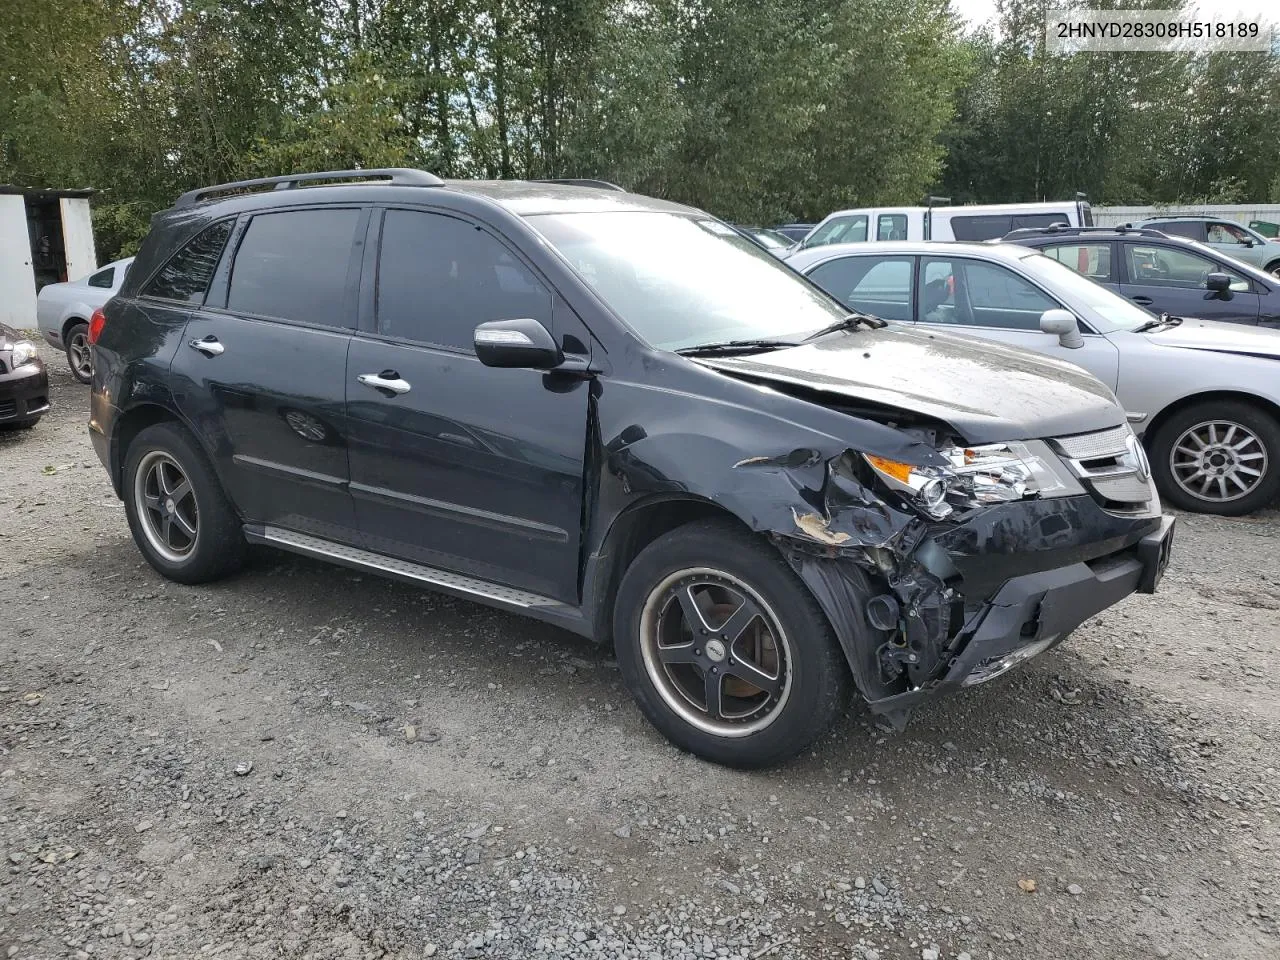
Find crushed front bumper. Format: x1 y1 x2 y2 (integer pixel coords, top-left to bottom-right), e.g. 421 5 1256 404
871 513 1174 714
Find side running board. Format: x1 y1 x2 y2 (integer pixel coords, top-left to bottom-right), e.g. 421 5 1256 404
244 525 565 609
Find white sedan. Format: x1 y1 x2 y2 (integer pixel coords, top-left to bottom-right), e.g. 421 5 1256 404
787 240 1280 516
36 257 133 382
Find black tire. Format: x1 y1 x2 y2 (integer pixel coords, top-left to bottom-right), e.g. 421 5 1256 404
122 421 246 583
1148 400 1280 516
1264 260 1280 281
613 520 850 768
64 321 93 383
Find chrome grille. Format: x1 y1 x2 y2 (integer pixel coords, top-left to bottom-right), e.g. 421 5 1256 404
1051 425 1154 510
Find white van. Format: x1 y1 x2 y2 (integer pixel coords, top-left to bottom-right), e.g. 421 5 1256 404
797 199 1093 250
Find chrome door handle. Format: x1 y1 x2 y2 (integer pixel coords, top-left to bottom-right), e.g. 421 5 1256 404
189 337 224 356
357 373 411 395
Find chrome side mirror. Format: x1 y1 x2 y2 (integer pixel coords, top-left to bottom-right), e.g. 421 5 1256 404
1039 309 1084 349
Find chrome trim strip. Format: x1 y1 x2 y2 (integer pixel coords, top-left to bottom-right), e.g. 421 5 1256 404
252 525 562 608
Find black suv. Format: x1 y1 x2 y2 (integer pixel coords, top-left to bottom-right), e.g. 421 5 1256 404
1003 225 1280 327
89 169 1174 767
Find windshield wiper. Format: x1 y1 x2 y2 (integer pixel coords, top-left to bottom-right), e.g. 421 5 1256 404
802 311 888 342
1133 313 1183 333
675 338 799 356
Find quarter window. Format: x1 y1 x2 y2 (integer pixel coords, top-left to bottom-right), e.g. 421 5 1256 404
1042 243 1113 282
227 209 361 327
376 210 552 349
1125 244 1248 291
142 220 234 303
87 267 114 289
808 256 913 321
919 257 1058 329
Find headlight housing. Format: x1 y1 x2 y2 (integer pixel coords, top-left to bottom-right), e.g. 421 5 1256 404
10 340 39 368
864 440 1079 519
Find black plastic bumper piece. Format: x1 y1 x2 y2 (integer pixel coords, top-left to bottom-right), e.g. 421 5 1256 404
868 513 1175 716
0 360 50 422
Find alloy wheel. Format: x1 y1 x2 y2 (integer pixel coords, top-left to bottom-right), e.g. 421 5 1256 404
133 451 199 562
68 330 93 380
1169 419 1268 504
639 568 792 738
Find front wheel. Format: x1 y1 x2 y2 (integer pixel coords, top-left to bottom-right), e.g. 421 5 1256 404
64 322 93 383
1265 261 1280 281
613 520 850 768
1148 400 1280 515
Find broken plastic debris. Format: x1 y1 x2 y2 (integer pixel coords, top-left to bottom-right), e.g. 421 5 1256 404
791 509 851 545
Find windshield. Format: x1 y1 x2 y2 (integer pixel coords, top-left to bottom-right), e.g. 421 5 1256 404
530 211 847 351
1017 252 1155 332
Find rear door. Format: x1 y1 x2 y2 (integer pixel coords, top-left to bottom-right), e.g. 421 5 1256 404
170 206 365 539
1118 240 1261 324
914 254 1120 389
344 206 590 603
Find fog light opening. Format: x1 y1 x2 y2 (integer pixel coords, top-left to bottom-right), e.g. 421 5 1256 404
961 635 1057 687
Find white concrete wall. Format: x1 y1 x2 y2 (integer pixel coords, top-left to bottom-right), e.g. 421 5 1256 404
0 195 38 329
1094 204 1280 228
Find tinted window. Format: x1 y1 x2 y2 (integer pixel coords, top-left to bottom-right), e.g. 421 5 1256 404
1012 212 1071 230
227 209 359 327
1152 220 1202 241
877 214 908 241
1042 243 1113 282
87 267 114 289
804 215 868 248
919 257 1058 329
1125 243 1248 291
377 210 552 349
949 215 1013 241
142 220 234 303
808 256 913 321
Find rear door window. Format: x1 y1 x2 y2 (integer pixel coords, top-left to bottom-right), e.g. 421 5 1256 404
142 220 234 303
226 209 361 327
1041 243 1114 282
876 214 908 241
808 256 914 321
1152 220 1204 241
375 209 553 350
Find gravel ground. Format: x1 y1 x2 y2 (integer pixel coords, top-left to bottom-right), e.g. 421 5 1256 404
2 347 1278 960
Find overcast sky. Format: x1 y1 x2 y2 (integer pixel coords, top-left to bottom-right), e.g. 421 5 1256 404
950 0 1279 30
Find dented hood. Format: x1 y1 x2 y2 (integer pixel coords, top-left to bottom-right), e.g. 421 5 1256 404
1144 317 1280 359
696 326 1124 443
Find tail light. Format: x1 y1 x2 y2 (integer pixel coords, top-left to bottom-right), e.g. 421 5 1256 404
88 308 107 345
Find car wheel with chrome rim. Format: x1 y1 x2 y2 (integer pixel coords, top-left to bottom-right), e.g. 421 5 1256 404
1149 400 1280 516
123 422 246 583
64 322 93 383
614 520 850 767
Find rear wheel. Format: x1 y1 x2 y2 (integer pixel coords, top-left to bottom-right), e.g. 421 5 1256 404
1149 400 1280 516
123 422 246 583
613 520 850 768
64 322 92 383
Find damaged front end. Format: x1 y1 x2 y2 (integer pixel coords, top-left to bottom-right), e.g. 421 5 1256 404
740 430 1174 728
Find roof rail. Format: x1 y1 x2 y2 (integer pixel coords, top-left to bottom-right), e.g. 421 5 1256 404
1001 224 1172 241
174 168 443 208
533 178 626 192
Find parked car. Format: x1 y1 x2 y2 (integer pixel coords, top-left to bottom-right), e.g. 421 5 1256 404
37 257 134 382
787 239 1280 515
89 169 1173 767
0 322 50 430
1132 217 1280 277
733 225 794 257
797 199 1092 251
772 223 816 243
1002 226 1280 328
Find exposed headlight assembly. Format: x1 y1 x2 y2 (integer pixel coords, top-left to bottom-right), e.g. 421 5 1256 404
10 340 39 368
864 440 1079 519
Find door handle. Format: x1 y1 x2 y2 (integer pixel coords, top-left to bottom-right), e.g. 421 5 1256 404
357 372 411 395
189 336 224 356
1130 296 1153 305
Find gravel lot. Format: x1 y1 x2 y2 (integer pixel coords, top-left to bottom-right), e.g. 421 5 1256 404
3 348 1279 960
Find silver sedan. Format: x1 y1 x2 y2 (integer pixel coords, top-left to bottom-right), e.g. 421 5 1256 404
787 240 1280 515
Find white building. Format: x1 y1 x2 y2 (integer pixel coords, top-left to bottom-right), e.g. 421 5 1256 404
0 186 98 329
